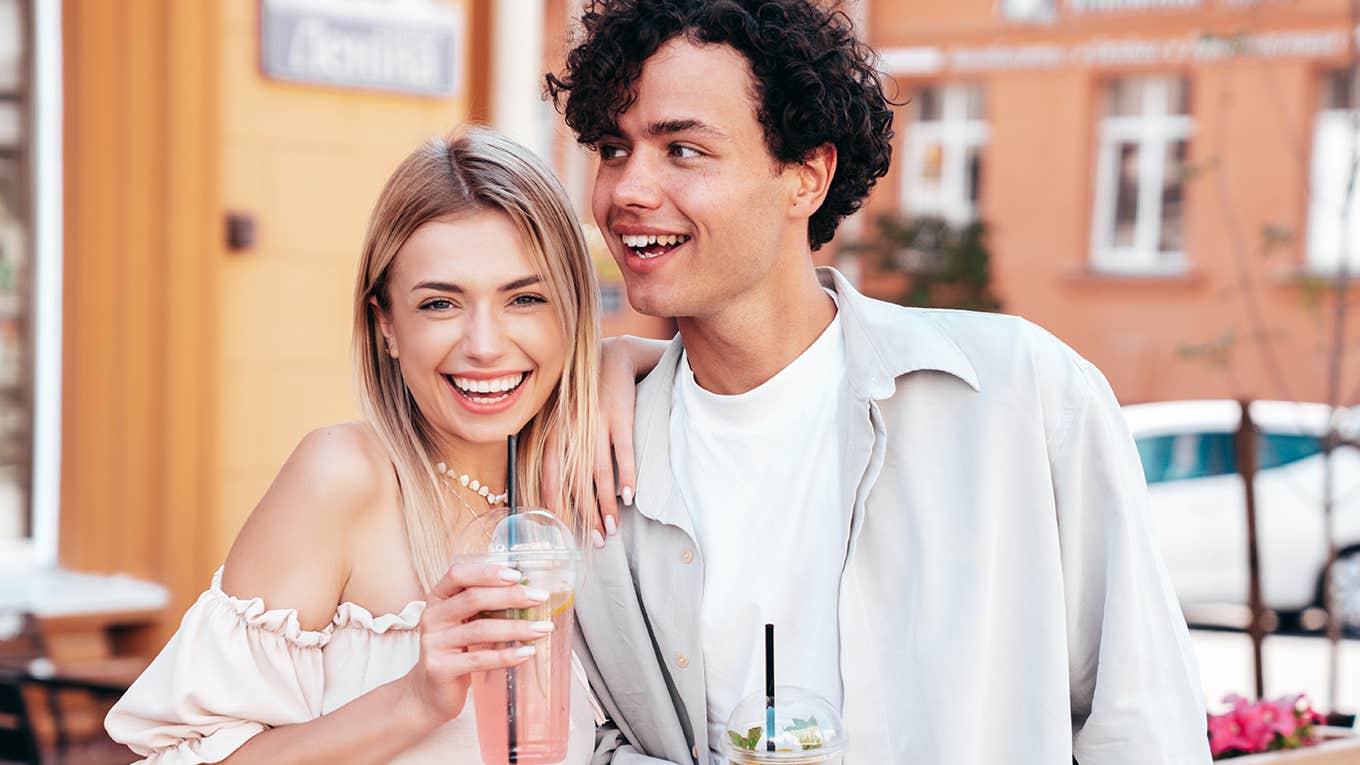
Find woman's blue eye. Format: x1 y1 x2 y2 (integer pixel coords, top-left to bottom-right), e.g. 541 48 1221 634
513 294 547 306
420 298 455 311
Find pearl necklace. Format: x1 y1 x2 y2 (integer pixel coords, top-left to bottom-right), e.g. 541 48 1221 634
435 462 509 506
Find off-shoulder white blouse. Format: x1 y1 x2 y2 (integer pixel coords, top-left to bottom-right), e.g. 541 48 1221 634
105 568 596 764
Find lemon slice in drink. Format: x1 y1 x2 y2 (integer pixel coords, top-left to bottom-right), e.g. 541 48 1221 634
548 591 574 617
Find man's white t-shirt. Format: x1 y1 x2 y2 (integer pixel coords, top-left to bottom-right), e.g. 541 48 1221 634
669 305 853 764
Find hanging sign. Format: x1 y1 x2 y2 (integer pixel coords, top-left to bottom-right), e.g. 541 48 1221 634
261 0 464 97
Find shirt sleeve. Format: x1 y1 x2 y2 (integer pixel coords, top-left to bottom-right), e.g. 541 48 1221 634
1049 357 1212 765
104 573 330 765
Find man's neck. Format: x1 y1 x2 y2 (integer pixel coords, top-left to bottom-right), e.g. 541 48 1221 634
678 265 836 395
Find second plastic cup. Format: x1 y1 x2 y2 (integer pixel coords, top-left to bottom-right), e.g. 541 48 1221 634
723 686 847 765
454 507 580 765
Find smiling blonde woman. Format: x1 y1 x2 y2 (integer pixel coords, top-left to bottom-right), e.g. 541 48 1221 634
105 127 605 764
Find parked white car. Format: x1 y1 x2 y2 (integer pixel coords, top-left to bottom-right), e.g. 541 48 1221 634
1121 400 1360 632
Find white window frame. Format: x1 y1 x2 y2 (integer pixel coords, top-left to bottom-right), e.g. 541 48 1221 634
26 0 59 567
1090 76 1194 275
1306 80 1359 274
902 83 988 226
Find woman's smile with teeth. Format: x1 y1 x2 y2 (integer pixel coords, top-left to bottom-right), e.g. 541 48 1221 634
621 233 690 259
448 372 526 401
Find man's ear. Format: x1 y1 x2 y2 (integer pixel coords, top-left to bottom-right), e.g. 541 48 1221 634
789 142 837 221
369 295 398 358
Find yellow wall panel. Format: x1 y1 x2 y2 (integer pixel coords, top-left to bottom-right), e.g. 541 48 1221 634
211 0 472 557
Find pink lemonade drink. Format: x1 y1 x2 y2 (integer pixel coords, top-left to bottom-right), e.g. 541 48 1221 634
471 581 575 765
454 508 581 765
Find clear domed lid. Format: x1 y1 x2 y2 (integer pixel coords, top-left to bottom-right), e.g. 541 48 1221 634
723 685 846 764
451 507 581 564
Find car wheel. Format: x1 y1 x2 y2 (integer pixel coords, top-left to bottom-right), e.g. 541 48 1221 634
1331 548 1360 635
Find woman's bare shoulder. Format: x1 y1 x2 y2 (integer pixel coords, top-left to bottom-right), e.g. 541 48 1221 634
221 422 400 630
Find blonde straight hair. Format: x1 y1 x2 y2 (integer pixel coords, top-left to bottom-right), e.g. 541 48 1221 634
353 126 600 592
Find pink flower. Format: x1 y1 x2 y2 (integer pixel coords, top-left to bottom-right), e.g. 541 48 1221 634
1209 692 1330 759
1234 703 1273 750
1209 710 1259 756
1264 696 1299 738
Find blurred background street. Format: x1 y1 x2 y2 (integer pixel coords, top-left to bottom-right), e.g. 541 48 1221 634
0 0 1358 761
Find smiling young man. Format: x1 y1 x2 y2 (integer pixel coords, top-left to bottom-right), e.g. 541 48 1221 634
548 2 1211 763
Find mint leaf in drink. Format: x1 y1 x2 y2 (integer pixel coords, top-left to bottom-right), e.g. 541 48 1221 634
727 727 763 750
783 717 824 750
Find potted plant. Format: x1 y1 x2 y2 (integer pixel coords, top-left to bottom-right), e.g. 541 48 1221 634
1209 694 1359 762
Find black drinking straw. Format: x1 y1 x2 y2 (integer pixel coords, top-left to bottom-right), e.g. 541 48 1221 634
765 623 775 752
506 434 519 763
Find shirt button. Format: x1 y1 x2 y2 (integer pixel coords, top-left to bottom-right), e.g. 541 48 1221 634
675 652 689 669
680 548 694 564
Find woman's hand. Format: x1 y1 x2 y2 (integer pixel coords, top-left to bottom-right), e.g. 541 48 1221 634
401 563 553 724
590 336 642 542
542 335 667 548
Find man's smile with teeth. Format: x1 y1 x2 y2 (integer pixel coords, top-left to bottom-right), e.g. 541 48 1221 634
621 233 691 259
447 372 527 402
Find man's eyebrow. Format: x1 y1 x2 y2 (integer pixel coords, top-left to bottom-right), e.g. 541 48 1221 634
411 276 541 293
643 119 728 140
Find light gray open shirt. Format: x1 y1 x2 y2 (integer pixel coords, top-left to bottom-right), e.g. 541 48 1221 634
575 268 1211 765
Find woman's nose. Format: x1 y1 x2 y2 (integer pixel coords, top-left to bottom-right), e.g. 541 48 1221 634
461 305 507 362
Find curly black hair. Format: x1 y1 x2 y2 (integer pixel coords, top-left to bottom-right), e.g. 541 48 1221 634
546 0 895 251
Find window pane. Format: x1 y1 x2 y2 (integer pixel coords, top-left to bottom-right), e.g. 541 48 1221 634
1258 433 1322 471
1308 98 1360 271
0 0 20 94
1165 77 1189 116
1137 435 1173 484
1106 78 1144 117
916 87 942 122
0 100 20 148
919 139 944 190
0 154 20 218
1138 433 1240 484
965 144 983 207
962 84 985 120
1112 142 1140 248
1159 140 1187 252
1324 69 1356 111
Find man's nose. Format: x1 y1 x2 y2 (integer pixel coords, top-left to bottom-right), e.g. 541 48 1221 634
611 153 663 210
462 305 507 362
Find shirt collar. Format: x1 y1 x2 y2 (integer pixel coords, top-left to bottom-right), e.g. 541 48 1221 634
816 266 980 399
630 267 981 526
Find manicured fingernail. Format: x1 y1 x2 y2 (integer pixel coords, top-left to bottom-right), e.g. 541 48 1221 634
525 587 549 602
499 568 523 583
592 529 606 549
605 515 618 536
530 620 555 633
516 646 537 658
621 487 634 506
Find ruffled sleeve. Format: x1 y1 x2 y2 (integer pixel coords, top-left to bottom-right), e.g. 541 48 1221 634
105 568 332 764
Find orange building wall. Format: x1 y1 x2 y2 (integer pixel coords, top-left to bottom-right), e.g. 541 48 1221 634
864 0 1359 405
60 0 220 630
